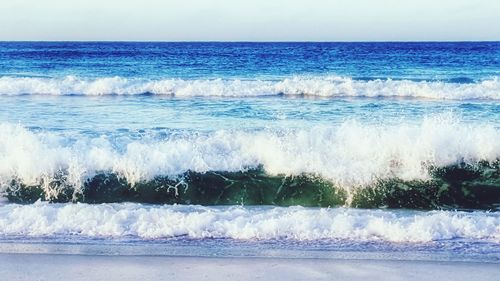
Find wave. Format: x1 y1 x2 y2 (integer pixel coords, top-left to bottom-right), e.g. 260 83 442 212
0 203 498 242
0 76 499 99
6 164 500 210
1 115 499 209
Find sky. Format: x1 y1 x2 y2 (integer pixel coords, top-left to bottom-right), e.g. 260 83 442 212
0 0 499 41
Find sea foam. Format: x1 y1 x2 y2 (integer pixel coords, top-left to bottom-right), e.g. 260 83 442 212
0 202 498 242
0 76 499 99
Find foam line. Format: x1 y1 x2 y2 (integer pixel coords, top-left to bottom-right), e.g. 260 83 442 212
0 202 498 242
0 76 499 99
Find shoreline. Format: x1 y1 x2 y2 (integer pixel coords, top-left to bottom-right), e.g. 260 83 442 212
0 240 499 280
0 236 498 263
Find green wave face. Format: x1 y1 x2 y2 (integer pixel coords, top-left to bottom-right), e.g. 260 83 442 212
5 161 500 211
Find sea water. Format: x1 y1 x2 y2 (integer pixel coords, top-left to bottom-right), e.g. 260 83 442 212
0 42 499 261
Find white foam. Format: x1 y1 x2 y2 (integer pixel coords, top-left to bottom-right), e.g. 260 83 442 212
0 115 498 198
0 202 498 242
0 76 499 99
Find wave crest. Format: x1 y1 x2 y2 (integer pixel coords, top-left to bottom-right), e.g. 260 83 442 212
1 115 499 208
0 76 499 99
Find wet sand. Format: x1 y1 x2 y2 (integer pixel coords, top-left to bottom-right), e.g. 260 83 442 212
1 252 499 281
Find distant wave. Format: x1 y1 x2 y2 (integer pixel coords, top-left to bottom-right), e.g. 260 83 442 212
0 76 499 99
0 203 498 242
1 115 499 209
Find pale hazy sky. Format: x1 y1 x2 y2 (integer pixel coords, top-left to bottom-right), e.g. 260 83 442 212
1 0 499 41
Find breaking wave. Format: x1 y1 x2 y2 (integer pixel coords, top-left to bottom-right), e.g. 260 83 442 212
0 76 499 99
1 115 499 209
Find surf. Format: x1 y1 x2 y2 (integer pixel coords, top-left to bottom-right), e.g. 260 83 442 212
0 202 498 242
0 76 499 99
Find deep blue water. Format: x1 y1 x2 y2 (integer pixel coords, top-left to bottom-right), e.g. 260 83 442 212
1 42 499 79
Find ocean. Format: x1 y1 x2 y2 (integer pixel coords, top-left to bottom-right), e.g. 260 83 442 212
0 42 499 262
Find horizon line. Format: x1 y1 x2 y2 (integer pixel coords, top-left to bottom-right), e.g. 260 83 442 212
1 40 499 43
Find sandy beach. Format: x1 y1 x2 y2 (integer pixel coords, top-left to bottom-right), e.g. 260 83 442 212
1 252 498 281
